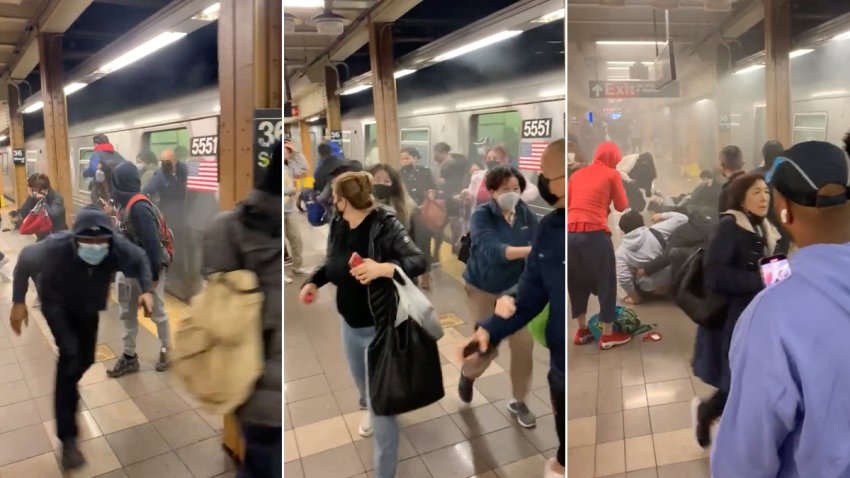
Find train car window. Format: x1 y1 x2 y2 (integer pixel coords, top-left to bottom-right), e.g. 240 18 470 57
78 148 94 193
793 113 828 144
365 123 378 160
341 131 353 160
144 128 190 162
400 128 431 167
471 112 521 164
25 151 37 176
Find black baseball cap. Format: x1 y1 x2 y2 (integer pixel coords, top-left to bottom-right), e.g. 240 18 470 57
766 141 850 207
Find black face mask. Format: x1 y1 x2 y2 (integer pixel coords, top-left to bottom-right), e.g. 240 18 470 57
161 162 174 174
486 160 502 170
373 184 392 200
401 164 415 172
538 174 565 206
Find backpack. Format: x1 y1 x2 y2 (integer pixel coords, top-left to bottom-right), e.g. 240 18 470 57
119 194 174 268
673 248 728 330
587 306 653 342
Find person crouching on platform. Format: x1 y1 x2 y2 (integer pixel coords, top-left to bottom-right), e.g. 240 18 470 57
9 207 153 470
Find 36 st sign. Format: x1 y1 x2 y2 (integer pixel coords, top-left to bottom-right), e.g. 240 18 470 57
589 81 679 99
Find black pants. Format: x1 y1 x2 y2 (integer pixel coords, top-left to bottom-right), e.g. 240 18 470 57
413 217 433 271
43 305 98 442
700 389 728 424
549 369 565 466
238 424 282 478
567 231 617 323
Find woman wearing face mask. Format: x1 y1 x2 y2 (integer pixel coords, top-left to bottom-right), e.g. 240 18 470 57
692 173 780 448
398 148 438 288
465 146 540 212
135 151 158 190
299 171 426 478
457 166 540 426
368 164 415 231
26 174 68 242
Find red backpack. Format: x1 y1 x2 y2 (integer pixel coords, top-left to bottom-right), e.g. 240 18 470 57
119 194 174 268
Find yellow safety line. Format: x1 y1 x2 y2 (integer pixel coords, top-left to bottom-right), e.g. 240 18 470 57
108 290 189 342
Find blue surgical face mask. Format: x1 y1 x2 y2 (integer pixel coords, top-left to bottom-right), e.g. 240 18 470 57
77 242 109 265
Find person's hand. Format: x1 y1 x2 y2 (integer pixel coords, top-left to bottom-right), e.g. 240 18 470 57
139 293 154 316
351 259 394 285
635 268 646 279
34 191 45 200
470 327 491 353
494 296 516 319
300 283 318 304
622 293 641 305
9 304 28 336
650 213 663 224
100 198 115 215
427 189 437 201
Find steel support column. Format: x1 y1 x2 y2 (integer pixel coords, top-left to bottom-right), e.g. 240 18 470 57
7 85 26 207
764 0 792 147
324 65 342 134
37 33 73 226
218 0 282 211
368 21 400 166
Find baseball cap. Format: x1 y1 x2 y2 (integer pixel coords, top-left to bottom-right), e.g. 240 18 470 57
766 141 850 208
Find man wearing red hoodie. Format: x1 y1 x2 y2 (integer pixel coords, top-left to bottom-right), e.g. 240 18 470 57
82 134 127 206
568 142 632 350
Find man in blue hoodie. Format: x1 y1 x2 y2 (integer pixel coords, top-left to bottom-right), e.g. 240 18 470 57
463 139 566 478
10 207 153 470
712 140 850 477
108 162 172 377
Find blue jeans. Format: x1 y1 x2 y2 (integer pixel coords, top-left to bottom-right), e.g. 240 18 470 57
341 321 399 478
237 423 282 478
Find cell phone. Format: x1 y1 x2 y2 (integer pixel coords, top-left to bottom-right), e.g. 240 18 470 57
462 341 480 358
350 252 364 268
759 255 791 288
304 293 314 304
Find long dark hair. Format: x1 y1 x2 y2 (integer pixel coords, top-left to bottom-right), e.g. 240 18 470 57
725 173 766 212
368 164 414 227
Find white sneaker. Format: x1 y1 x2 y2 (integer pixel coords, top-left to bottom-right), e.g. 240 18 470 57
358 414 373 438
284 276 293 284
543 457 564 478
293 267 312 276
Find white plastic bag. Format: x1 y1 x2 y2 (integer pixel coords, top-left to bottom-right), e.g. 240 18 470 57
392 265 443 341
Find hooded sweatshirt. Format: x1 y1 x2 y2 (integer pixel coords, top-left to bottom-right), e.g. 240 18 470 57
111 162 163 281
615 212 688 293
568 142 629 233
13 207 152 312
711 243 850 477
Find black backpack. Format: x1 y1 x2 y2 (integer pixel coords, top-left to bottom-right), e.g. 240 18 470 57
673 248 728 330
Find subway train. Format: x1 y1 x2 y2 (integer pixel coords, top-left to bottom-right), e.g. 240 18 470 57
2 88 221 301
291 68 565 217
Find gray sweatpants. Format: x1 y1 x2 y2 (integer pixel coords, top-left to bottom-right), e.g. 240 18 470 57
118 273 170 356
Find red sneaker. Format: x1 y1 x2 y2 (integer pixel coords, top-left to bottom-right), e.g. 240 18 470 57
574 328 593 345
599 331 632 350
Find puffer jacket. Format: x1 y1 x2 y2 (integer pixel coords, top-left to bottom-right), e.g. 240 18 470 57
310 206 427 328
202 190 281 426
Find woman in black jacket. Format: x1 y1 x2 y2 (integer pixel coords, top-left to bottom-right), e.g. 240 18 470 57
692 173 781 448
398 147 438 288
299 171 426 478
27 174 68 241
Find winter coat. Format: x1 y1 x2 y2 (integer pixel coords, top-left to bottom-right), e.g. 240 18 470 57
202 190 282 426
692 210 780 392
643 209 718 277
615 212 688 293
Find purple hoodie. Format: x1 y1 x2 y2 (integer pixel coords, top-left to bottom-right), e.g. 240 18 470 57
711 243 850 477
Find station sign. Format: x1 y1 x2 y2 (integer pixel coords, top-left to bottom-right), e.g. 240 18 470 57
254 108 282 187
12 148 24 165
589 80 680 99
329 130 342 142
521 118 553 139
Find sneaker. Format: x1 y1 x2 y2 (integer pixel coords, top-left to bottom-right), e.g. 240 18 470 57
458 374 474 403
358 414 373 438
155 348 169 372
543 457 565 478
574 327 593 345
599 331 632 350
293 267 312 276
507 400 537 428
107 354 140 378
358 397 367 410
61 440 86 470
693 397 712 448
284 276 294 284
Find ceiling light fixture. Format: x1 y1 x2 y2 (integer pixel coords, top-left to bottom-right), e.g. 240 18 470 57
340 85 372 95
435 31 522 62
455 97 507 109
284 13 297 33
596 40 667 46
607 61 655 65
308 8 350 35
733 64 765 75
789 49 813 58
63 82 88 95
833 31 850 41
23 102 44 114
0 136 7 142
307 116 320 122
532 9 564 24
98 32 188 75
192 2 220 21
283 0 324 7
394 69 416 79
811 90 847 98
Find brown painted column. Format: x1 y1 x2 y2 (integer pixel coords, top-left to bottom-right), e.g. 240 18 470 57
37 33 73 226
8 85 26 207
764 0 792 146
324 65 342 133
368 21 401 166
218 0 282 211
299 120 314 185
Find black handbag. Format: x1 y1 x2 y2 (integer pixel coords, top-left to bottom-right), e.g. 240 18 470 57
674 248 728 330
457 233 471 263
367 317 444 416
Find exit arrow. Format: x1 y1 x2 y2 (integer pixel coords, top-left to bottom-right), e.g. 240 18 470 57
592 84 604 97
